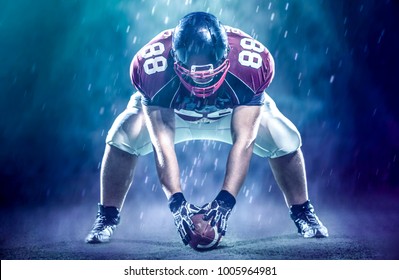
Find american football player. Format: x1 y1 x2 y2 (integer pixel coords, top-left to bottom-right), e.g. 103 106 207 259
85 12 328 245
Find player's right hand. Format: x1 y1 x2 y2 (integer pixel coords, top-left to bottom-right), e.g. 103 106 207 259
172 201 201 245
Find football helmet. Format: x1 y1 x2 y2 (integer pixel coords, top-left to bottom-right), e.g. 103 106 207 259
172 12 230 98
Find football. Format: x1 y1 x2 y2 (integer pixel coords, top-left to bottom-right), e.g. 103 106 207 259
188 213 222 251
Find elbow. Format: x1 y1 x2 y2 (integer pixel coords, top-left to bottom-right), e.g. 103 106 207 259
233 137 257 152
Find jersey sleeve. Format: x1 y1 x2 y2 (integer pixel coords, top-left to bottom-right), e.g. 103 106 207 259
130 29 176 107
130 55 144 95
224 26 275 102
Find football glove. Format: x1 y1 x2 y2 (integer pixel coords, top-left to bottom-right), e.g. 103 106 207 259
169 192 201 245
203 190 236 236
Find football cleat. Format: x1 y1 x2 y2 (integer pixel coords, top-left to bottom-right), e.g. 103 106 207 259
85 204 120 244
290 200 329 238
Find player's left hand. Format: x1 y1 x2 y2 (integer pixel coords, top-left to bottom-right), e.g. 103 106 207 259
202 199 233 236
202 191 236 236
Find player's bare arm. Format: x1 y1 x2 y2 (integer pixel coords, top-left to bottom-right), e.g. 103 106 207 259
143 104 201 245
223 105 262 197
203 105 262 235
142 105 181 199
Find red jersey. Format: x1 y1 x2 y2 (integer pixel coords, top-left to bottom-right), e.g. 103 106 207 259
130 26 274 122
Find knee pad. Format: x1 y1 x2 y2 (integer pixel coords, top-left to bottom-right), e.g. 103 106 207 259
253 95 302 158
106 93 153 156
268 118 302 158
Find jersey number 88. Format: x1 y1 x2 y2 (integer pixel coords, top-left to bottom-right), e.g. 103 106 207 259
141 42 168 75
238 38 264 69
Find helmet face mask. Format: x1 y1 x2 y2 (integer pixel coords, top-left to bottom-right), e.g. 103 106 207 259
172 12 230 98
190 64 215 85
174 59 230 98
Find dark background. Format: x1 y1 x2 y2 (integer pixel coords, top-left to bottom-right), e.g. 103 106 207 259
0 0 398 259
